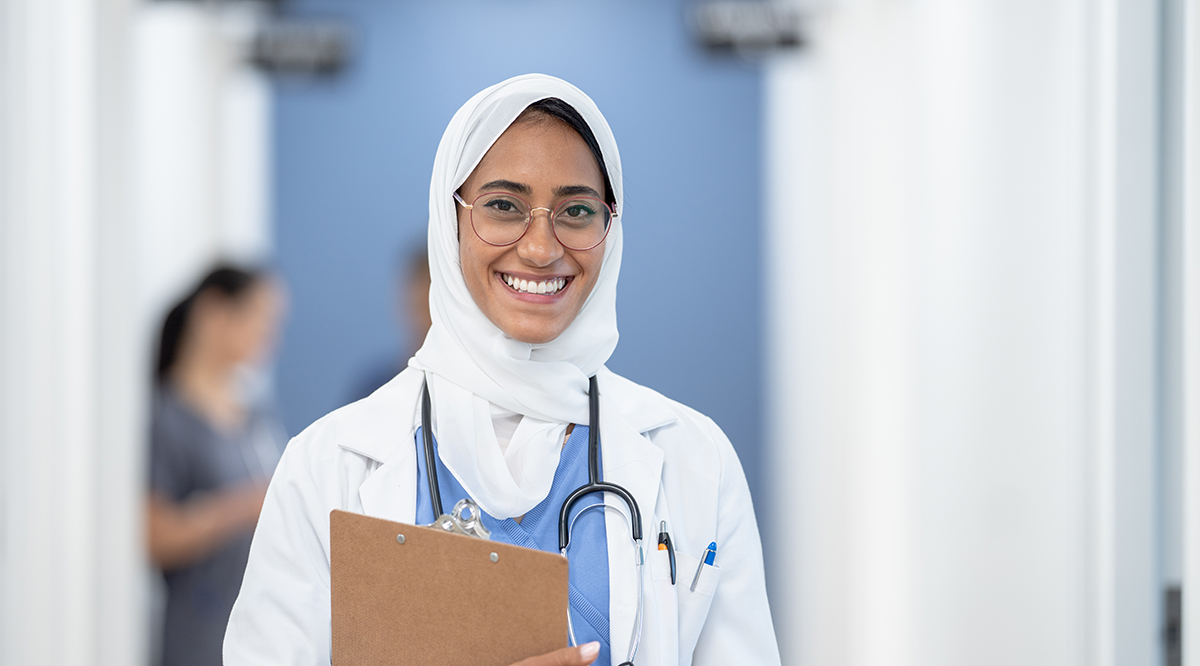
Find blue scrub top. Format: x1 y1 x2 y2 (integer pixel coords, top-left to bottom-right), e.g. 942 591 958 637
415 425 612 664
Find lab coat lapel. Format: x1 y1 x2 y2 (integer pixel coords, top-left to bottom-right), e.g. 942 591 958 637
356 441 418 524
600 391 665 665
338 370 422 524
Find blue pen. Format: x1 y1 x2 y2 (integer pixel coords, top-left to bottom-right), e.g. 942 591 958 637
690 541 717 591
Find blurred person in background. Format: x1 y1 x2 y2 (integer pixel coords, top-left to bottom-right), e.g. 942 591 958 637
346 244 432 403
146 265 288 666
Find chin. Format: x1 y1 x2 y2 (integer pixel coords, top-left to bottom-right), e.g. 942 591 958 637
509 330 560 345
503 321 567 345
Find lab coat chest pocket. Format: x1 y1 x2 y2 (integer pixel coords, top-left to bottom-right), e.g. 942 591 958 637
649 547 679 664
671 551 721 659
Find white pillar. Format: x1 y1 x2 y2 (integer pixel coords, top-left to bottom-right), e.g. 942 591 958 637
131 2 273 320
0 2 272 664
764 1 1163 664
0 0 142 664
1181 1 1200 663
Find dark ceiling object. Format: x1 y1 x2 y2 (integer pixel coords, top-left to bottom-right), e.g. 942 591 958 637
692 1 806 53
250 19 353 75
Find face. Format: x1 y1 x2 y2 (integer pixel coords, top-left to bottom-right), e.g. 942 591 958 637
456 117 607 344
205 280 286 366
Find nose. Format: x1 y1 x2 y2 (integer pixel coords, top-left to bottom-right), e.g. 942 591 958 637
516 207 564 267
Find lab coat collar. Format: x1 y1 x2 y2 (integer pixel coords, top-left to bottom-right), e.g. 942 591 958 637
596 366 679 435
338 367 679 464
335 370 423 465
341 367 678 539
338 370 423 522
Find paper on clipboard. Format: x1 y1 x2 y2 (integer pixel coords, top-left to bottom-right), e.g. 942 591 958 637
330 509 569 666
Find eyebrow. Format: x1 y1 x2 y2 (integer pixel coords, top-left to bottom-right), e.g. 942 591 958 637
553 185 603 199
475 179 602 200
477 179 531 195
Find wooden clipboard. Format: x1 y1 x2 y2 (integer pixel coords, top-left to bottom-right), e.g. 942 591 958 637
330 509 569 665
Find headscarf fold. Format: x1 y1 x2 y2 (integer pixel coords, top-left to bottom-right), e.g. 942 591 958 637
410 74 624 518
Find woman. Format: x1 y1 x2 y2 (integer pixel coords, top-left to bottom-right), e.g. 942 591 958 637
225 74 779 666
148 265 287 666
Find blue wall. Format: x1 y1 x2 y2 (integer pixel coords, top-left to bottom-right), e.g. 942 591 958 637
272 0 765 502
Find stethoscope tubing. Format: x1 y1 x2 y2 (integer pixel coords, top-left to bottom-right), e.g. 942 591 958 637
418 373 643 665
421 381 445 516
558 375 643 550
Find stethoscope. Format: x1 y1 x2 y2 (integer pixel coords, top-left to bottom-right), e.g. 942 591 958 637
420 375 644 666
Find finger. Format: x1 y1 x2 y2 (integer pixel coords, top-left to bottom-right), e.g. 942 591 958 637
576 642 600 665
512 642 600 666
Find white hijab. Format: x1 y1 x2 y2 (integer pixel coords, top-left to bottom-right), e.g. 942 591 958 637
409 74 624 518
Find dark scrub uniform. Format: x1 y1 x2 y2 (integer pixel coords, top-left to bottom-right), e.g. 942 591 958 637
149 386 286 666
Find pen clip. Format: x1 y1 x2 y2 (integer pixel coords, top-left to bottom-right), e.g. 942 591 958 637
658 521 677 585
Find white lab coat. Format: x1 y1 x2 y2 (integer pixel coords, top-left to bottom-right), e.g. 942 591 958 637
223 367 781 666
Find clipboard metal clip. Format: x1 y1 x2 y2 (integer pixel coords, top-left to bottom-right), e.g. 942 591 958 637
430 498 492 540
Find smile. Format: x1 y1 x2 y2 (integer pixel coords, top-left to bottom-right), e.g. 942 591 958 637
500 273 568 295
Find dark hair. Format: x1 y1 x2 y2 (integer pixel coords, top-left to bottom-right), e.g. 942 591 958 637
518 97 616 208
155 264 265 382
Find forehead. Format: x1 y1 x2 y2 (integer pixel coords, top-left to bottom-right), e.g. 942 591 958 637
465 117 603 190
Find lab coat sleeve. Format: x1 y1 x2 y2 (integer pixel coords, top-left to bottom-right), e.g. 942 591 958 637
224 434 334 665
691 417 782 666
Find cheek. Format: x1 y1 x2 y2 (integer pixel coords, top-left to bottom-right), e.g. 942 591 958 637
458 231 475 278
574 247 606 299
239 319 263 350
228 311 271 358
458 226 491 298
219 324 251 359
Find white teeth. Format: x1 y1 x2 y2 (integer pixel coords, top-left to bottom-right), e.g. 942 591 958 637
502 274 567 294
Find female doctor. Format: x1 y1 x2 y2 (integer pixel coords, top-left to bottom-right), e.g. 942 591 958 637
224 74 780 666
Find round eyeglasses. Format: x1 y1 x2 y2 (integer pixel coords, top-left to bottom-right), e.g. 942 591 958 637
453 190 615 251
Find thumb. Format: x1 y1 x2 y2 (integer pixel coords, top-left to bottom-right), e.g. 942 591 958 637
513 642 601 666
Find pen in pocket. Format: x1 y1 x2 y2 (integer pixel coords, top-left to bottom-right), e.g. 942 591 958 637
657 521 676 585
690 541 717 592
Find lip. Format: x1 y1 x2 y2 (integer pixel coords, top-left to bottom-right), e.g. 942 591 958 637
495 271 572 303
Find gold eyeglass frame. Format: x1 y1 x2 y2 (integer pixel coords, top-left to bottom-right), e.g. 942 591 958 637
453 190 617 252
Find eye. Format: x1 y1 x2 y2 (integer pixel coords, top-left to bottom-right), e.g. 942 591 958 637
478 194 527 220
484 198 516 213
561 202 597 218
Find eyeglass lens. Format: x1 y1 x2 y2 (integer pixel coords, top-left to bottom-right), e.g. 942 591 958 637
470 192 610 250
